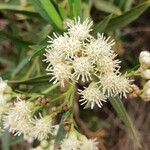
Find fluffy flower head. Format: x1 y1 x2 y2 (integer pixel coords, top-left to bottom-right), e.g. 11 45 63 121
32 114 53 141
99 73 132 98
3 98 33 136
73 57 93 82
66 17 93 40
85 33 115 63
78 83 106 109
47 63 72 87
60 138 80 150
44 17 132 105
80 138 99 150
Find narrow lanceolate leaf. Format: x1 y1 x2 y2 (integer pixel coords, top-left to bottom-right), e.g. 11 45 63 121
2 130 10 150
29 45 46 61
8 75 50 85
93 14 112 35
0 3 36 13
124 0 134 11
105 1 150 31
109 97 141 148
11 56 31 78
68 0 82 18
55 1 68 20
31 0 63 30
93 0 122 15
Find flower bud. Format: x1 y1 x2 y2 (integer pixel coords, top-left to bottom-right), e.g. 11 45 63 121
141 69 150 79
145 80 150 88
139 51 150 68
139 51 150 58
141 89 150 101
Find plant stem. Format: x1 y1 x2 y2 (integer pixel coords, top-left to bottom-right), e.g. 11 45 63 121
42 82 60 94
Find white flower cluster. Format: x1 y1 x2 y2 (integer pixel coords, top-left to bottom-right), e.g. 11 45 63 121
2 99 57 141
0 78 8 104
30 137 98 150
60 137 99 150
139 51 150 80
44 17 132 109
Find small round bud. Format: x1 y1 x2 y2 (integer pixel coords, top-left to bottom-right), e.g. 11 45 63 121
141 69 150 79
128 84 141 99
144 80 150 88
62 104 69 112
64 125 70 131
139 51 150 58
139 51 150 68
141 89 150 101
51 107 57 112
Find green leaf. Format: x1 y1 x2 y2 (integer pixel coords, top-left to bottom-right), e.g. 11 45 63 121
124 0 134 11
54 0 68 20
55 114 68 144
11 56 31 78
0 56 14 67
36 24 52 42
93 0 122 15
31 0 63 30
0 30 31 46
93 14 112 35
8 75 50 85
29 45 46 61
10 135 24 146
30 0 51 21
82 2 91 19
68 0 82 18
0 3 40 17
109 97 141 148
58 6 67 19
2 130 10 150
105 1 150 31
0 3 35 12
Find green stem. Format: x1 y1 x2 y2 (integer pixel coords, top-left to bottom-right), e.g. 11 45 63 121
42 82 60 94
127 69 141 77
35 57 41 76
23 60 36 80
51 94 66 102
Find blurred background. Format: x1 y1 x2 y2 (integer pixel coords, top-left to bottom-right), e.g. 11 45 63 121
0 0 150 150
